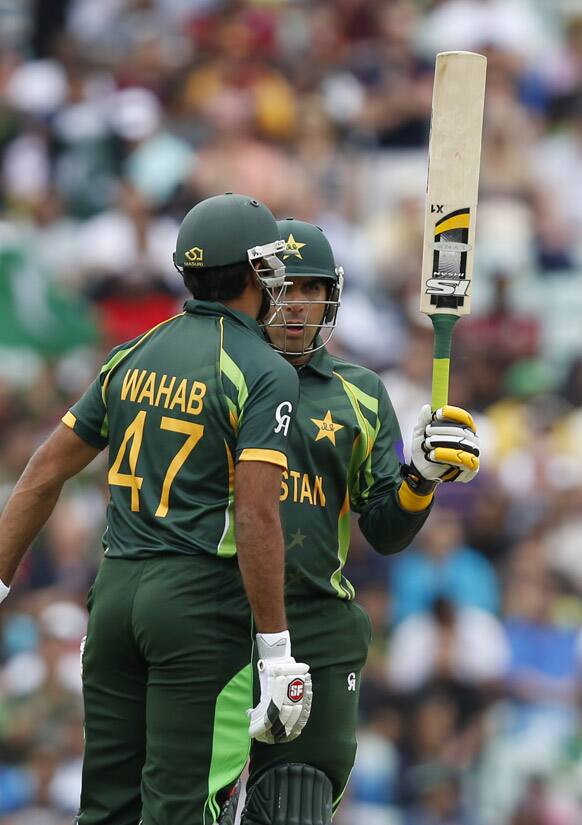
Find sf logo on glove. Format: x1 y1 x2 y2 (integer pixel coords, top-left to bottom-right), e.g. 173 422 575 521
287 678 305 703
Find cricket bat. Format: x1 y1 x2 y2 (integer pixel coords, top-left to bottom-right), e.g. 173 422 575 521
420 51 487 410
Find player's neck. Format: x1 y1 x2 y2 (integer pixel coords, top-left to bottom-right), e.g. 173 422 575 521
285 353 313 367
222 287 261 322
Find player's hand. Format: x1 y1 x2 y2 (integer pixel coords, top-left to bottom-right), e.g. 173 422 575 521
409 404 480 484
248 630 312 744
0 579 10 605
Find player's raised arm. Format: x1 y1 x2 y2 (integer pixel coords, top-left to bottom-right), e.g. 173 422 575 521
351 380 480 555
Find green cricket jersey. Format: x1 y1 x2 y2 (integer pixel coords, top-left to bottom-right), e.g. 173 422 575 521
282 344 431 600
63 300 299 559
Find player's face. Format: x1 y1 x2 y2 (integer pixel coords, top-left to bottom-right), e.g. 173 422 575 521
266 277 328 359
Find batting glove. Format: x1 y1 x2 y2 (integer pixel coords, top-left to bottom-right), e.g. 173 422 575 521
248 630 312 744
0 579 9 605
406 404 480 487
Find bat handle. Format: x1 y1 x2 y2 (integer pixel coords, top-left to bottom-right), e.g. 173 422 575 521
430 313 459 410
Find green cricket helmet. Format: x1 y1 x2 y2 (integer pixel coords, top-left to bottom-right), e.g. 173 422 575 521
173 193 287 300
267 218 344 355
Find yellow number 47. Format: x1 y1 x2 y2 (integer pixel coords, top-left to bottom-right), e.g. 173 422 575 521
108 411 204 517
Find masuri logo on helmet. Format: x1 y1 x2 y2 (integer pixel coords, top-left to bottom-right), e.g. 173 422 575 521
184 247 204 265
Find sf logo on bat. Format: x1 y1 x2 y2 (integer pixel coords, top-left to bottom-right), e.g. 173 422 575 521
425 275 470 297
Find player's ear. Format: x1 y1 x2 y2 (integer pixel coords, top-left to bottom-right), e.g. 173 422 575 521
245 261 259 289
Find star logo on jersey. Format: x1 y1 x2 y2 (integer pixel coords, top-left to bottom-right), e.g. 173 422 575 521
310 410 344 445
287 528 306 549
284 233 307 260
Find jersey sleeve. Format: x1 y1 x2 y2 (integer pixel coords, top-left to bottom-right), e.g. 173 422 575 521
62 375 109 450
352 378 431 554
220 338 299 470
60 339 139 450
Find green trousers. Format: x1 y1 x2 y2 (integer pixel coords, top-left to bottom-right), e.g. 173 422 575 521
78 555 252 825
248 596 371 811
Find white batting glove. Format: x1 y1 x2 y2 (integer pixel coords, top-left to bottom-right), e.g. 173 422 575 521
409 404 480 484
248 630 312 744
0 579 10 605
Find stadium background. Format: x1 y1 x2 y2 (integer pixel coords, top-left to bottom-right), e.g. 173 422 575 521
1 1 582 823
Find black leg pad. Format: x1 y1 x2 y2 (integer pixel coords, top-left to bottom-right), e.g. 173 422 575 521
241 763 333 825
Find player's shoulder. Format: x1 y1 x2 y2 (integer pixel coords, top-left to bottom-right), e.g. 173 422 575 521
221 319 297 383
330 354 386 396
104 333 144 361
102 312 186 366
330 354 397 420
99 332 148 378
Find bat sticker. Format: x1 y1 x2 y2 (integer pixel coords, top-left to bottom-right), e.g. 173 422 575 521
425 278 471 296
429 208 471 309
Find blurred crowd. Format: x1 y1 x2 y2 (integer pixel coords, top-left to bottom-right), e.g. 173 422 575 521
1 0 582 823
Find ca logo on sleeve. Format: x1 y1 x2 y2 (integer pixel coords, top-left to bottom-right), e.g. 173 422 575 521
274 401 293 437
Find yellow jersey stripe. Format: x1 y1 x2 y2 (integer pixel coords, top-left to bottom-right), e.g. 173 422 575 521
333 371 374 460
224 440 235 492
220 352 249 416
333 372 379 415
62 411 77 429
330 489 352 600
238 448 287 469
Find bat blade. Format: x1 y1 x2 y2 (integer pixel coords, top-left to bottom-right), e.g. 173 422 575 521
420 51 487 408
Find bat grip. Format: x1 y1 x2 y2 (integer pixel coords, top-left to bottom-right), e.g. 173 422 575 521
430 313 459 410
